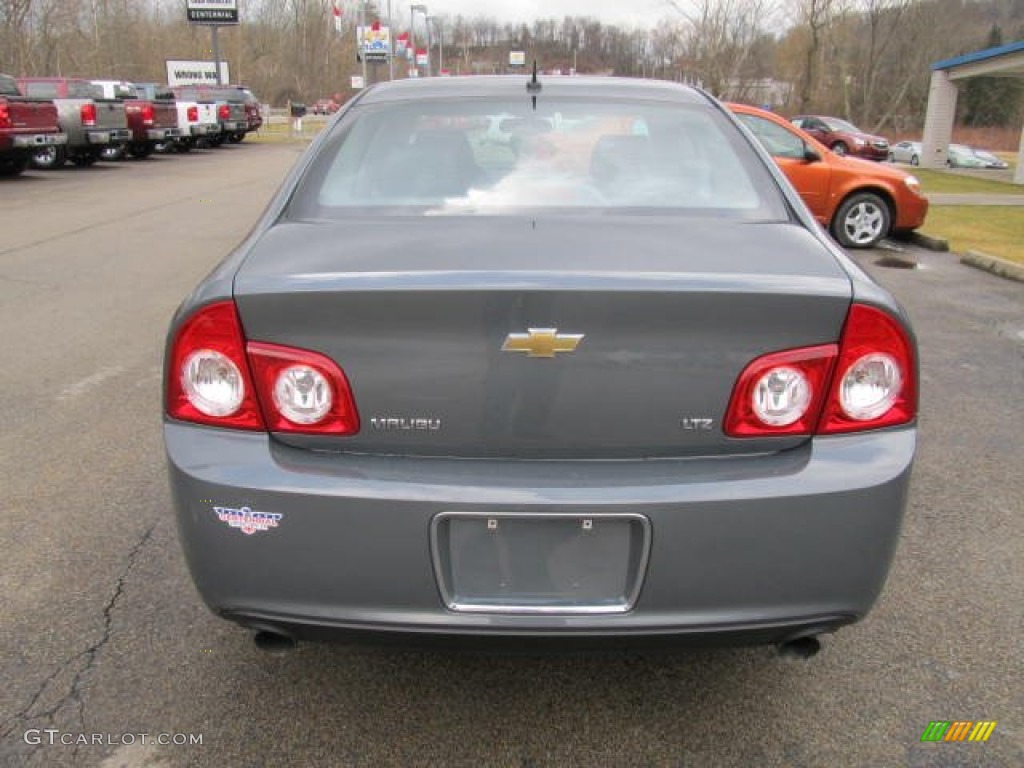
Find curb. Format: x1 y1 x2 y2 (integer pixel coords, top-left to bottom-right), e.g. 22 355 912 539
960 250 1024 283
908 232 949 252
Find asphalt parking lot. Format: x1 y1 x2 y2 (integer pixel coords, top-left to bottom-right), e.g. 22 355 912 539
0 143 1021 768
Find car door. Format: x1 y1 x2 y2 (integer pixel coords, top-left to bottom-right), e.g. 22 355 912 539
736 113 831 221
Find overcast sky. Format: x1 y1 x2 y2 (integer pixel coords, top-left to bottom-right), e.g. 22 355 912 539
377 0 677 28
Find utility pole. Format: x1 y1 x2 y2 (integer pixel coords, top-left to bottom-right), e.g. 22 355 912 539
387 0 394 80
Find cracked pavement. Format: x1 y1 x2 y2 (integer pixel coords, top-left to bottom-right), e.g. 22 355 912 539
1 145 1021 767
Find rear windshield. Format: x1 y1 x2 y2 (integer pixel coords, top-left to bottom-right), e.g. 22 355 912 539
288 98 787 219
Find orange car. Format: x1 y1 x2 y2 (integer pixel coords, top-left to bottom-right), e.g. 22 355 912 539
728 103 928 249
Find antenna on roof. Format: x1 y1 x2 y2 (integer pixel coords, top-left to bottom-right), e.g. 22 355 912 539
527 60 541 110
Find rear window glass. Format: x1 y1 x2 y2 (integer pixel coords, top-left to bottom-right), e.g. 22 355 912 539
290 98 785 218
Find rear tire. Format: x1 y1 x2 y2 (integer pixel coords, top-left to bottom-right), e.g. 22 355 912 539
30 145 65 170
831 192 891 249
100 144 125 161
0 156 29 176
176 139 194 153
128 143 154 159
71 150 100 167
228 131 246 143
910 154 919 166
831 141 848 157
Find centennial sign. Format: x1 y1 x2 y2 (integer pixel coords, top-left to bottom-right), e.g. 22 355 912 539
186 0 239 25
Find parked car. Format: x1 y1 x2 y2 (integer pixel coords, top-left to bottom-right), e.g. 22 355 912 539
91 80 181 160
888 140 921 166
946 143 1010 169
136 82 220 153
312 98 340 115
0 73 66 176
16 77 130 169
732 103 928 248
165 76 918 654
963 146 1009 169
791 115 890 161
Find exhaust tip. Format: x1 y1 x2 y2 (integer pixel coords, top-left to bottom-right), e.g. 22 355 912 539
253 630 297 654
777 635 821 660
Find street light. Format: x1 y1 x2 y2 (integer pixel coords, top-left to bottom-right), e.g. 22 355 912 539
410 4 428 77
426 16 443 75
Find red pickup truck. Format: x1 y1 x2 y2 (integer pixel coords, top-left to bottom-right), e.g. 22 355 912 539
92 80 181 159
0 74 66 176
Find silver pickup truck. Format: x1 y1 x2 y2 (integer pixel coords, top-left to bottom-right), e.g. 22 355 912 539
16 77 131 169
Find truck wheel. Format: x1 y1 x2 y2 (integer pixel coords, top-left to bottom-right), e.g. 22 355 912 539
71 150 100 167
175 139 194 153
0 156 30 176
831 192 891 249
30 145 65 170
207 135 225 147
128 143 154 159
228 131 246 143
100 145 125 161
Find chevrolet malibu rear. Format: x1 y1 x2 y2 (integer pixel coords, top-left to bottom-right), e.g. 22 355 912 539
164 77 916 652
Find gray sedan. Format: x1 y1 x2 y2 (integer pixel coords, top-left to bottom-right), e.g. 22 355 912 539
164 77 917 655
888 140 922 165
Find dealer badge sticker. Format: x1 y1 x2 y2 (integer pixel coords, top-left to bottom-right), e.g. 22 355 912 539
213 506 283 535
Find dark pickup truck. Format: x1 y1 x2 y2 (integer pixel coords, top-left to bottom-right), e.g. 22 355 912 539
16 77 131 169
93 80 181 159
0 74 66 176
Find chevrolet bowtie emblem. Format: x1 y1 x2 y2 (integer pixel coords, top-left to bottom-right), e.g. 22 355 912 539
501 328 584 358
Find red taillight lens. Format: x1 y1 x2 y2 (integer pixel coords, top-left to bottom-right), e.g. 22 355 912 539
187 105 198 122
80 103 96 127
247 342 360 435
167 301 264 430
167 302 360 435
141 103 154 126
218 104 230 120
0 104 10 128
724 303 916 438
724 345 837 437
818 304 916 434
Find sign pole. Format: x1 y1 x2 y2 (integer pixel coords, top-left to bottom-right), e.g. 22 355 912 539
211 25 222 84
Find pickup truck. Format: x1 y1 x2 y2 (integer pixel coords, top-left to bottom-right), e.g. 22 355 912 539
91 80 181 159
0 74 67 176
16 77 131 169
172 86 246 147
138 83 219 153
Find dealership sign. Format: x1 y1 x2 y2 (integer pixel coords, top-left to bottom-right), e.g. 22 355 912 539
166 60 231 86
186 0 239 24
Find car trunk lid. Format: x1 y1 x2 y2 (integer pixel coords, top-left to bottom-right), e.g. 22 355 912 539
233 216 852 458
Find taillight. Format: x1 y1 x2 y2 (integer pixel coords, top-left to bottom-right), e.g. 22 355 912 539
724 346 837 437
247 343 360 434
187 105 198 122
141 103 154 126
818 304 916 433
80 103 96 127
0 104 10 128
724 303 915 437
167 301 263 430
218 104 230 120
166 302 360 435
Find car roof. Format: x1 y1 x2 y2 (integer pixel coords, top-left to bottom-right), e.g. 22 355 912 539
356 75 711 106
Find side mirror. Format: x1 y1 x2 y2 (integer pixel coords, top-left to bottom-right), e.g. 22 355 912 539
803 146 822 163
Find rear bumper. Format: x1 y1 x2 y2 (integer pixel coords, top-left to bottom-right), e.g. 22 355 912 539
220 120 244 132
166 422 915 646
85 128 131 145
12 132 67 148
146 127 182 140
188 124 220 137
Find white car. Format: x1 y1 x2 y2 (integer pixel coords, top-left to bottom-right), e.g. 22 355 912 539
888 140 921 166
